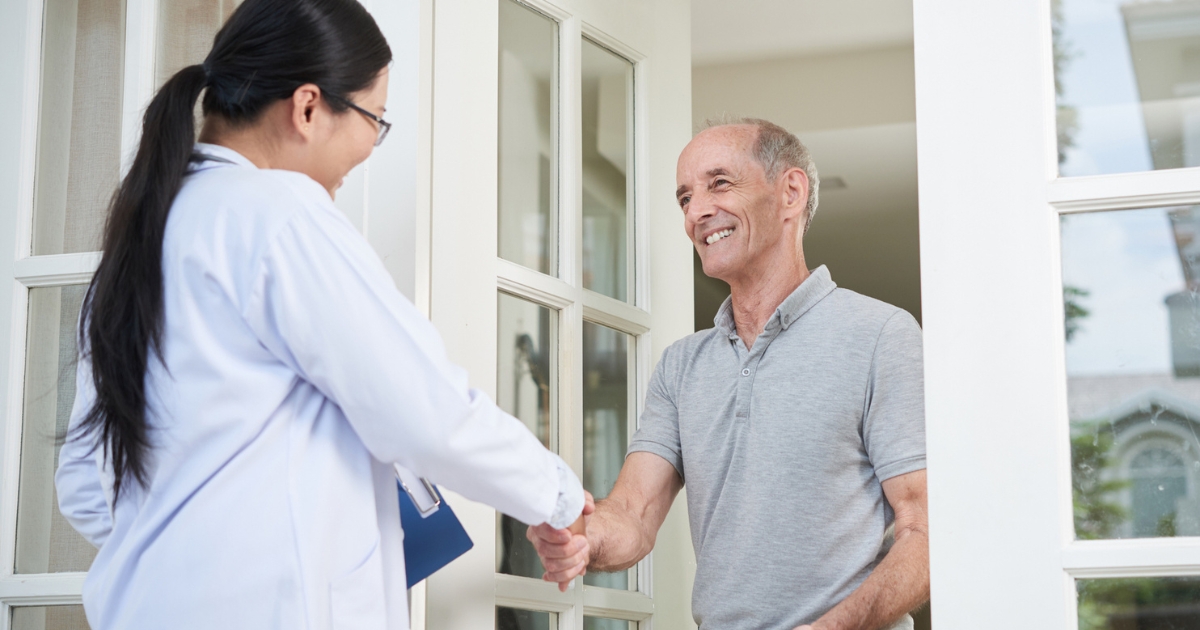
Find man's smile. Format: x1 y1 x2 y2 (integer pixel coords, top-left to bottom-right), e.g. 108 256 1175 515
704 227 735 245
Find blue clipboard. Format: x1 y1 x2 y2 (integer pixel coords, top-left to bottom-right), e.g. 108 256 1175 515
398 479 474 588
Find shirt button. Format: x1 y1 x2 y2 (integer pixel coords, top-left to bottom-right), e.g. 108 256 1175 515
741 368 751 376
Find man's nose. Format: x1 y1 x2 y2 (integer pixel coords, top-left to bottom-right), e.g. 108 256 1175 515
686 192 717 224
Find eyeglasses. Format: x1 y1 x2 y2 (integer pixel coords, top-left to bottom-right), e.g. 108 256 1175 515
325 92 391 147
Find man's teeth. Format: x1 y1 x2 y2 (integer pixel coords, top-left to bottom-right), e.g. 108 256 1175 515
706 229 734 245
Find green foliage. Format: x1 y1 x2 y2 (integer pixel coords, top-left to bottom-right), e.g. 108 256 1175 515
1051 0 1069 97
1051 0 1079 166
1156 513 1177 538
1071 430 1128 540
1064 285 1090 343
1057 106 1079 167
1078 577 1200 630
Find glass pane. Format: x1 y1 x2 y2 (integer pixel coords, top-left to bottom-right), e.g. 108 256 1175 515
156 0 239 87
15 285 97 573
584 618 635 630
497 607 554 630
498 0 557 275
11 605 90 630
1078 577 1200 630
496 293 557 579
1054 0 1200 176
1063 207 1200 540
32 0 126 255
582 321 632 589
581 39 633 303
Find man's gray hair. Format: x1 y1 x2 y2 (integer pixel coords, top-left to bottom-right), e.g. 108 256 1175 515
702 116 821 233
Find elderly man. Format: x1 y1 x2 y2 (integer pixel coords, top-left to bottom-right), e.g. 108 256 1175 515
529 119 929 630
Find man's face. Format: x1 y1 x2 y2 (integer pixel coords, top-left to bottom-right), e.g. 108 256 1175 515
676 125 795 284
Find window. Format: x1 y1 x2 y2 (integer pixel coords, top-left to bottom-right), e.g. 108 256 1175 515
913 0 1200 624
1129 447 1188 538
492 0 651 626
0 0 236 619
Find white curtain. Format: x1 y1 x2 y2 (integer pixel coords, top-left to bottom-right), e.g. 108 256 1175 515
156 0 238 87
32 0 125 256
14 4 238 629
11 605 90 630
15 285 94 577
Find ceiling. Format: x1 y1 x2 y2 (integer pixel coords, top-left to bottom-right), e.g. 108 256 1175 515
691 0 914 65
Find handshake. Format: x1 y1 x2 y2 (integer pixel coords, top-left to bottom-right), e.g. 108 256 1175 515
526 491 596 592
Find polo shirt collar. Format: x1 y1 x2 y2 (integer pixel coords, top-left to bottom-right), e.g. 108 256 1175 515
712 265 838 338
776 265 837 329
714 296 737 339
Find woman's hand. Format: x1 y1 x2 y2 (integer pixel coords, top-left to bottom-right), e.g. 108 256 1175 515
529 491 595 591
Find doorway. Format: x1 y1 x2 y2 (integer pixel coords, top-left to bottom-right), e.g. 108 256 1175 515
690 2 927 626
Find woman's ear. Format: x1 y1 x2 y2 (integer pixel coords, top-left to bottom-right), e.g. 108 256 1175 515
290 84 323 141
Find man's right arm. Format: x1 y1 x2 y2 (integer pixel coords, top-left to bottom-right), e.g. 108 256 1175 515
529 452 683 583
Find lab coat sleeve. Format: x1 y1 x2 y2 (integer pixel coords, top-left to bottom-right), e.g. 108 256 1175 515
243 198 581 528
55 351 114 548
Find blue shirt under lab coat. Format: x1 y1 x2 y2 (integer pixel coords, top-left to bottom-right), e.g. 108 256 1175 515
55 143 582 630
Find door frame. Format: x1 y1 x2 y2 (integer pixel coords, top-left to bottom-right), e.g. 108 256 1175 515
420 0 696 628
915 0 1200 627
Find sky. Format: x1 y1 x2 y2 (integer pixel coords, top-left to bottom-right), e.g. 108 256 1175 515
1062 208 1187 376
1057 0 1195 375
1058 0 1155 176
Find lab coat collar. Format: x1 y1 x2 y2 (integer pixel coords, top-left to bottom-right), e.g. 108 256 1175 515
192 143 257 169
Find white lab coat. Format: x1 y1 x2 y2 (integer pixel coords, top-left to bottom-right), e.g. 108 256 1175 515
55 143 580 630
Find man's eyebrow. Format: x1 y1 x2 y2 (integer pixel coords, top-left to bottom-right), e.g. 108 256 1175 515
678 168 734 199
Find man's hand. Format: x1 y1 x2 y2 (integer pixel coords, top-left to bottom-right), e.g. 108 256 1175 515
527 491 595 591
528 453 683 590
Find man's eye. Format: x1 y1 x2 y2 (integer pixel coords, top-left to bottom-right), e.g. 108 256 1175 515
714 179 730 187
679 196 691 208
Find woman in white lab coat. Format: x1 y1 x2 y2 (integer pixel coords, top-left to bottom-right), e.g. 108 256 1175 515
54 0 592 628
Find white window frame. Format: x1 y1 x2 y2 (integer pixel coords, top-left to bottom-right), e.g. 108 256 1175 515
915 0 1200 627
453 0 657 625
420 0 694 628
0 0 691 626
0 0 148 620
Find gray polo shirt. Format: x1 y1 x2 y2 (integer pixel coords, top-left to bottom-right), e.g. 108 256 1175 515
629 266 925 630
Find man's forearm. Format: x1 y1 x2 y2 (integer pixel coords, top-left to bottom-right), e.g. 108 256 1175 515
810 526 929 630
588 497 656 572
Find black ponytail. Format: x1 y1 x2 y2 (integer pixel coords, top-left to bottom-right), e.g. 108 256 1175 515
77 0 392 500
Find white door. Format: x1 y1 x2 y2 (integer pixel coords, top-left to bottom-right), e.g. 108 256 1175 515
0 0 419 627
917 0 1200 627
417 0 695 628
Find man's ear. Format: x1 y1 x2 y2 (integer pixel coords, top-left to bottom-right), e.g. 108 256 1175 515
780 167 809 221
290 84 323 142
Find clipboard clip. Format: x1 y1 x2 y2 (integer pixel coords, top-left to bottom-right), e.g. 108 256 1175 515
402 477 442 516
395 464 441 517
